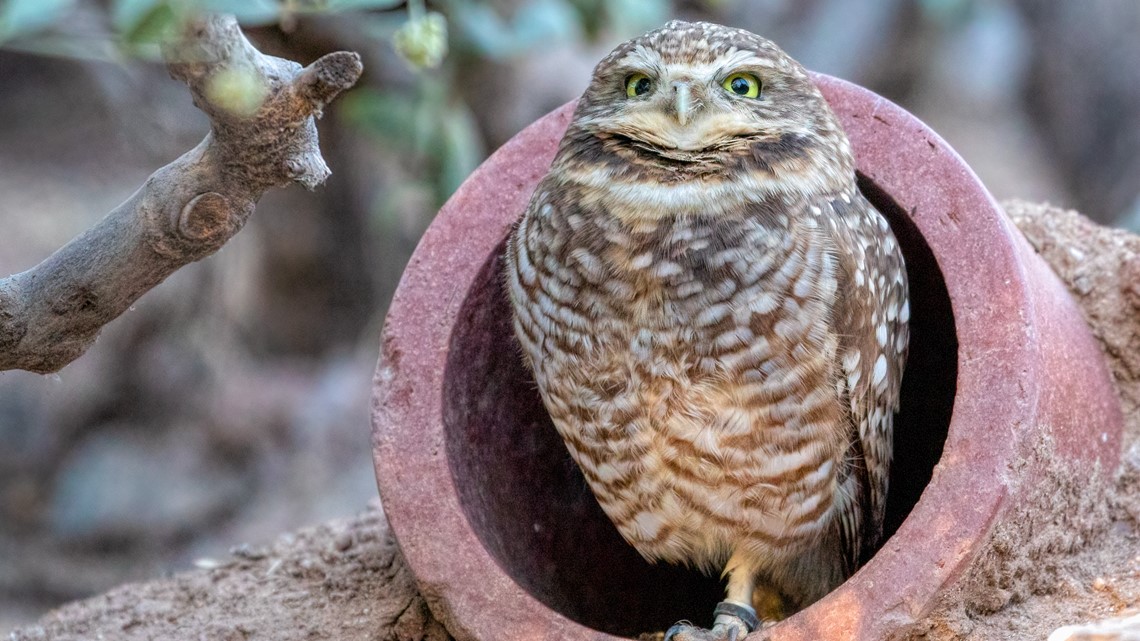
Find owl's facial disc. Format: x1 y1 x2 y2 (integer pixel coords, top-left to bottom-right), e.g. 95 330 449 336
614 78 761 153
558 21 856 211
601 55 779 154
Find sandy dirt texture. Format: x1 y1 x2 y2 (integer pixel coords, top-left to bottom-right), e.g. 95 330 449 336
9 200 1140 641
9 501 449 641
897 201 1140 641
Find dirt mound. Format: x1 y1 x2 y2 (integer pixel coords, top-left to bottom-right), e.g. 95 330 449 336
10 501 449 641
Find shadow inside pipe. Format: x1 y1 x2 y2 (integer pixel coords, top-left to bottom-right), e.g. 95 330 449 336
442 175 957 637
857 174 958 543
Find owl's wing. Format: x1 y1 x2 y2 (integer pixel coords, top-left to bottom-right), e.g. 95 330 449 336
827 193 909 571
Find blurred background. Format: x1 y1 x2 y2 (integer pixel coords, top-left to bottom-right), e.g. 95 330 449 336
0 0 1137 633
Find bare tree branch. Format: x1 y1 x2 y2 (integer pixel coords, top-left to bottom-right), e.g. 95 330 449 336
0 14 363 374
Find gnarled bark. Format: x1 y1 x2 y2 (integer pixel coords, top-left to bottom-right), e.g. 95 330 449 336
0 14 362 374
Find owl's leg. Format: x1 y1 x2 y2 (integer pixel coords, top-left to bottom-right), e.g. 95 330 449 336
664 553 760 641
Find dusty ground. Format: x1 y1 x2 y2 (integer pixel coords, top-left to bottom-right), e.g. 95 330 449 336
903 200 1140 641
9 201 1140 640
903 201 1140 641
10 501 449 641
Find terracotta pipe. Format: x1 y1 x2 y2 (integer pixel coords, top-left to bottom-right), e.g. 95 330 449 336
372 74 1122 641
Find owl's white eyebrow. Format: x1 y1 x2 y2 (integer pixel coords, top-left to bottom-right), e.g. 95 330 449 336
649 54 775 82
710 50 772 76
722 49 762 67
619 45 664 73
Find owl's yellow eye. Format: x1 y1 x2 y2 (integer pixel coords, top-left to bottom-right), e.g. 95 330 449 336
625 73 653 98
722 72 761 98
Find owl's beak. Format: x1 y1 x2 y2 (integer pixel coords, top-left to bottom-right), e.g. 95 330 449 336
671 80 694 126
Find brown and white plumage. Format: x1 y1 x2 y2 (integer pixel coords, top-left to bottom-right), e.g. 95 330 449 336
505 20 908 636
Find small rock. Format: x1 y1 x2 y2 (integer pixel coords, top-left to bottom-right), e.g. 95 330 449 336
231 543 268 561
333 531 354 552
1048 613 1140 641
193 558 225 570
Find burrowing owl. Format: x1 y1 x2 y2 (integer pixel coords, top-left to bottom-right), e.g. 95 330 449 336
506 20 908 641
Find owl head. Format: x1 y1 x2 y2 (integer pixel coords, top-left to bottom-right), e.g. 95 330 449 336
555 21 855 214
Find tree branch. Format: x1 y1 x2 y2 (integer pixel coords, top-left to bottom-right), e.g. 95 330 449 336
0 14 363 374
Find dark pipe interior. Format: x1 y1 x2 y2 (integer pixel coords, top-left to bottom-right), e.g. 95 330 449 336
859 175 959 542
442 175 957 637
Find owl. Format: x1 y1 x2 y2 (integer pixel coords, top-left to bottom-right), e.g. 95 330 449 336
505 20 908 641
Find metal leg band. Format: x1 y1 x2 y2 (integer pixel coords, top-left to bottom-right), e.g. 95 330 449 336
713 600 760 632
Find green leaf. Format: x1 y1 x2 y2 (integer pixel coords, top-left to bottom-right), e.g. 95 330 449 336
111 0 162 32
358 11 407 39
449 3 513 59
118 1 179 47
604 0 668 37
0 32 120 61
342 88 420 150
436 103 484 200
511 0 579 48
198 0 280 25
450 0 579 60
323 0 403 11
565 0 604 36
282 0 404 16
411 83 441 157
0 0 76 41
